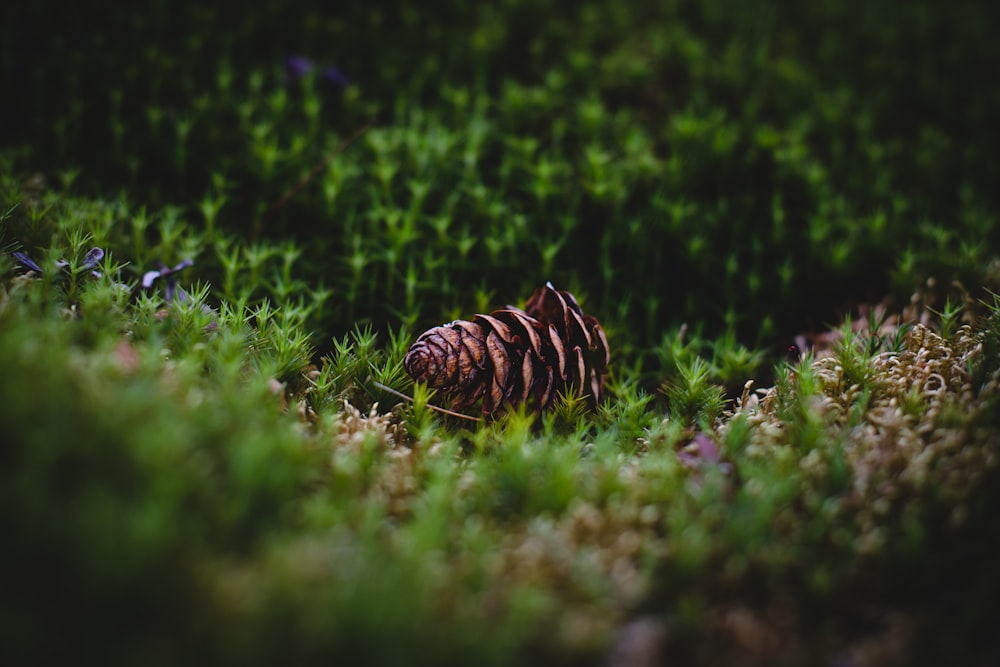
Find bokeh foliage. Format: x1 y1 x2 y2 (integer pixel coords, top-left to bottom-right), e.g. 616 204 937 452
4 0 999 352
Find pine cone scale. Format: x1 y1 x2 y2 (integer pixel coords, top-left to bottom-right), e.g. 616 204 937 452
484 330 513 413
452 321 488 372
404 338 442 385
425 337 460 385
497 310 544 353
474 313 516 346
571 345 587 389
547 323 567 379
525 286 568 339
566 308 594 350
588 317 610 366
519 351 535 406
538 365 555 408
406 327 474 394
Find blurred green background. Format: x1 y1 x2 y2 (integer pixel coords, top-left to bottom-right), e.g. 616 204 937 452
4 0 998 359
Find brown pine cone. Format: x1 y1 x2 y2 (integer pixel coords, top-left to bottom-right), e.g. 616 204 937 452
404 282 609 417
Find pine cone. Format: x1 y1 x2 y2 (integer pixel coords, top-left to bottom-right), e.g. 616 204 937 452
404 282 609 417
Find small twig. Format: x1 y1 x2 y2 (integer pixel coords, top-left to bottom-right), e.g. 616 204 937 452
372 381 482 423
253 122 372 240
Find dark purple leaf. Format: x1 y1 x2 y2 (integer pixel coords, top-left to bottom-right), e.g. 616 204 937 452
12 251 42 273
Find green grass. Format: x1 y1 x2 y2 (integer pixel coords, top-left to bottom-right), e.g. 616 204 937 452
3 0 1000 664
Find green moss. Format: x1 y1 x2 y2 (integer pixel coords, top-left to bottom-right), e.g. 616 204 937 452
3 0 1000 663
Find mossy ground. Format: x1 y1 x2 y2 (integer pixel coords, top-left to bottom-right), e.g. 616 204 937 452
2 1 1000 664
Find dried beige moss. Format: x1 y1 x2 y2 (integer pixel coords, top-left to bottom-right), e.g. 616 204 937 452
734 323 999 551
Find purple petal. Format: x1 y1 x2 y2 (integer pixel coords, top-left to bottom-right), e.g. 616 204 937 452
677 448 699 467
141 270 162 288
167 282 194 304
171 259 194 273
285 55 314 80
81 247 105 270
678 432 729 475
322 66 350 87
12 251 43 273
692 432 720 463
143 258 195 302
